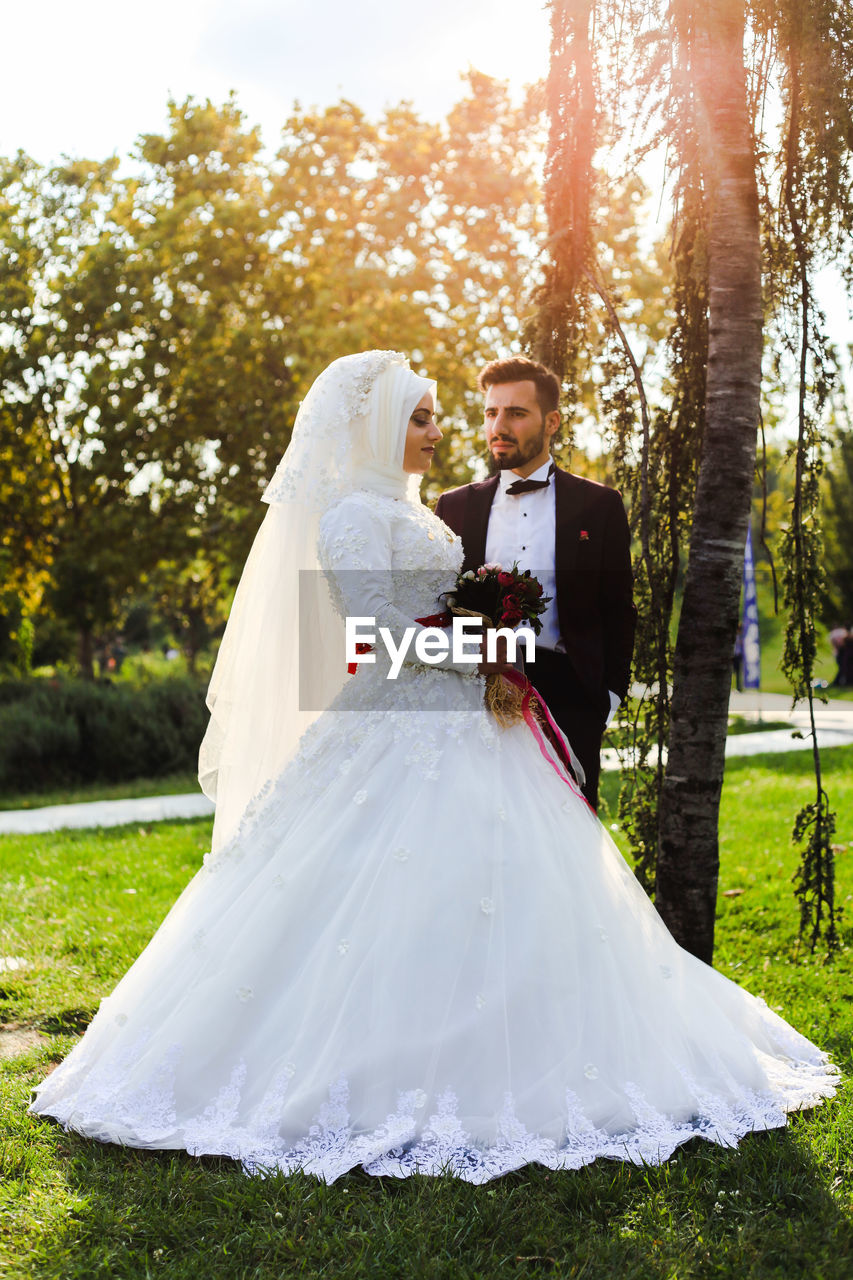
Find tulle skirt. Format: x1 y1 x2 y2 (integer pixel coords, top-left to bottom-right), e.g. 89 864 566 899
29 665 837 1182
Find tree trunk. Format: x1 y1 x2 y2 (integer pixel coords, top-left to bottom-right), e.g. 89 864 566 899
77 627 95 681
655 0 763 964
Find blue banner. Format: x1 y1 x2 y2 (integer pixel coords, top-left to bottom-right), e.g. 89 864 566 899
741 523 761 689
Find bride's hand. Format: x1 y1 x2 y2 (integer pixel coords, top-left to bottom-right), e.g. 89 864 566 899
477 633 514 676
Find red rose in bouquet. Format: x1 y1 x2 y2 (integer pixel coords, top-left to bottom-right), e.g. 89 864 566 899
500 595 524 627
442 563 552 729
444 563 551 636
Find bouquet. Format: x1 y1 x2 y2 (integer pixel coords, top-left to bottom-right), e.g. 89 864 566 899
446 562 552 635
444 563 552 727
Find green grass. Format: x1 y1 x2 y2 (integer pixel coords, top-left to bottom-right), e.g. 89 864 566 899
0 773 201 813
2 754 852 1279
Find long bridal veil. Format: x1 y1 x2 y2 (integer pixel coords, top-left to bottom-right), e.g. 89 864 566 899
198 351 435 852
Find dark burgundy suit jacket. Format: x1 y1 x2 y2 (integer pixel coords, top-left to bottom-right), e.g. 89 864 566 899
434 467 636 706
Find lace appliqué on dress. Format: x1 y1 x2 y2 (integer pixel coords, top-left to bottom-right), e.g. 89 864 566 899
42 1042 838 1185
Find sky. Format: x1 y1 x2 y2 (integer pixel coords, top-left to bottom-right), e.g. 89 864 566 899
2 0 848 393
1 0 551 162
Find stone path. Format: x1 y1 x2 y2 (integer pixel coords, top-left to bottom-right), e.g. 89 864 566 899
0 791 214 836
2 691 851 837
601 688 853 772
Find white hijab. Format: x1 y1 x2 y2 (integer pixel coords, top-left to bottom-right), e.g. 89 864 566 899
198 351 436 853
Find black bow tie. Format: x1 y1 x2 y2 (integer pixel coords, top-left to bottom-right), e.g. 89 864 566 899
505 463 555 497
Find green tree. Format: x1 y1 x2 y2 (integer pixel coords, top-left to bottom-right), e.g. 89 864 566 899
0 155 165 676
267 73 550 498
150 552 230 675
537 0 852 958
122 98 295 570
1 81 554 673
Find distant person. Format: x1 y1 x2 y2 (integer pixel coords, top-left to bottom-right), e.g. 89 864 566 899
838 629 853 689
828 624 849 687
732 623 744 692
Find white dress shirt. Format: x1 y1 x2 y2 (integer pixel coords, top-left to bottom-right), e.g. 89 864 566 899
484 460 620 724
485 460 563 652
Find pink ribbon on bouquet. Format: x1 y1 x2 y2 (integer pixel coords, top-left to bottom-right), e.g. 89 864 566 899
500 667 595 814
345 617 594 815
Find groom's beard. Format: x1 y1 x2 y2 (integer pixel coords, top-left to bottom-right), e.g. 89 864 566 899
488 424 547 473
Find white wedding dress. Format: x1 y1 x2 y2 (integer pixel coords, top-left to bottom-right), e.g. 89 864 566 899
30 489 837 1183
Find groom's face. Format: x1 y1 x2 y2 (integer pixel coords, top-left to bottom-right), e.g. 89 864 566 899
484 380 558 473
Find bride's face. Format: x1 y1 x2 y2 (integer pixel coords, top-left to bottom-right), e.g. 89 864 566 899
403 392 442 474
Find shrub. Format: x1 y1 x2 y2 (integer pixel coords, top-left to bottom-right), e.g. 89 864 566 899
0 679 36 707
0 677 208 794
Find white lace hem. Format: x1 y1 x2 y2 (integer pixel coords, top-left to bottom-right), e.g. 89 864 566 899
32 1057 839 1185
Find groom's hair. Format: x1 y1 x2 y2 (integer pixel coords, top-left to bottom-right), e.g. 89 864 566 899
478 357 561 421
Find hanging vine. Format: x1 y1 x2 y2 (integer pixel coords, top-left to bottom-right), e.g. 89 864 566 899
534 0 710 894
601 5 709 894
774 36 842 953
614 221 707 891
536 0 852 947
532 0 597 397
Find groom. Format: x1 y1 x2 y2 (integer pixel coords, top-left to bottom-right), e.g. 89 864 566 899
435 357 636 808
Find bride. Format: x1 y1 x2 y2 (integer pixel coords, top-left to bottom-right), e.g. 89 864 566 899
29 350 836 1183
